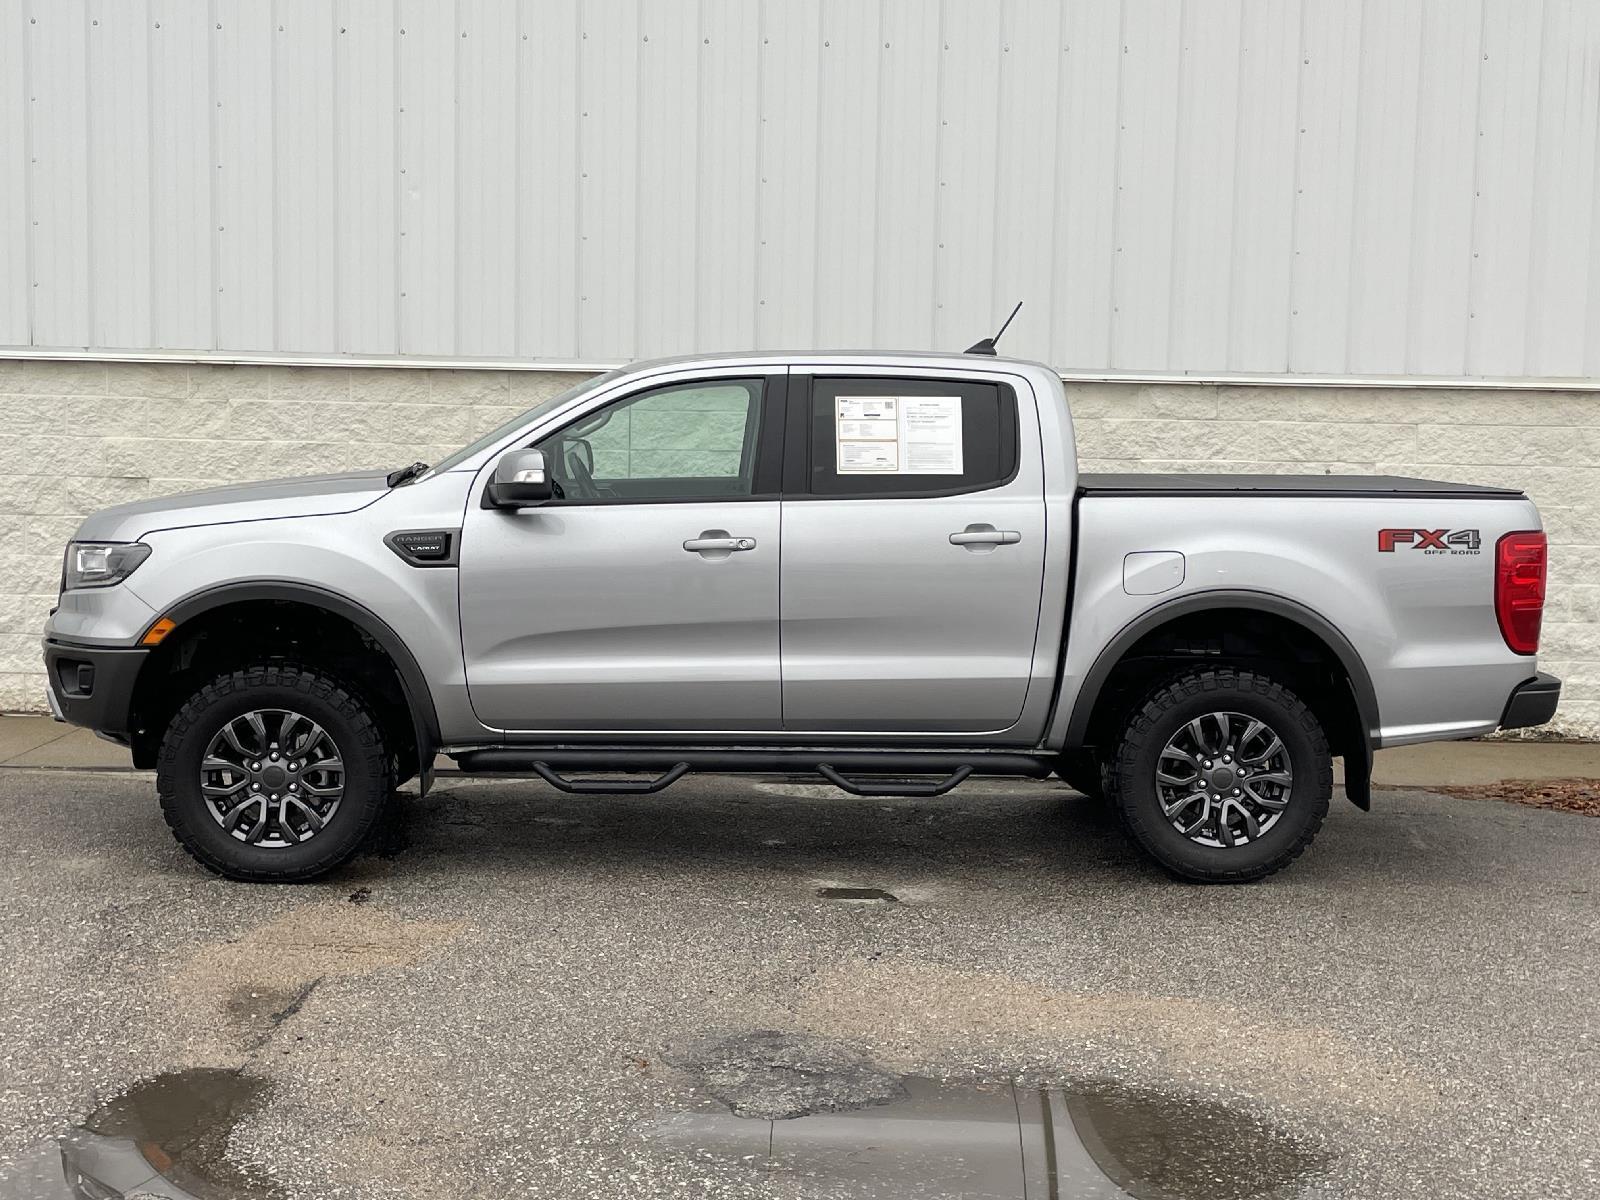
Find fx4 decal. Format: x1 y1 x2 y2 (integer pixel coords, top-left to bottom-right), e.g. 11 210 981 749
1378 528 1482 554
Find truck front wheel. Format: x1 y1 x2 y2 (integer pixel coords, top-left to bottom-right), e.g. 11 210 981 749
155 665 391 882
1107 667 1332 883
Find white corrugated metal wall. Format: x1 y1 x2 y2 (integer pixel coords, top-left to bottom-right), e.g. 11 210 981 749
2 0 1599 377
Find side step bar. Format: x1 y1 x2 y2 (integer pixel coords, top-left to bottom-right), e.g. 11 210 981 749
530 761 689 795
817 763 973 797
449 748 1051 798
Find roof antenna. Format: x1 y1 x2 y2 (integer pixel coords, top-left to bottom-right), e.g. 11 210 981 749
964 301 1023 356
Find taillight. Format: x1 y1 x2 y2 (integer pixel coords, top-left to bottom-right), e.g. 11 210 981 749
1495 531 1547 655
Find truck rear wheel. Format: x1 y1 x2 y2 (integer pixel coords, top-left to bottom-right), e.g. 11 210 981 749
155 665 391 882
1107 667 1331 882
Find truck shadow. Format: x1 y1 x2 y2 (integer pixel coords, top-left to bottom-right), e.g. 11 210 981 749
354 776 1583 893
375 774 1153 883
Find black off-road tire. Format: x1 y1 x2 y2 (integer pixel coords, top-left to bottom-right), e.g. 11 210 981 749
1107 667 1332 883
156 665 390 882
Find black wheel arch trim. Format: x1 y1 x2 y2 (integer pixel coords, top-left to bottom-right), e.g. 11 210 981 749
144 581 441 784
1061 588 1381 761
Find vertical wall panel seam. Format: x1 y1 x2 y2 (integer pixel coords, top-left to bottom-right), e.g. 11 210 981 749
1342 0 1369 374
392 0 403 355
20 2 37 344
628 0 640 357
1402 1 1429 372
573 0 584 355
81 0 95 346
452 0 463 357
330 0 342 351
1107 0 1129 364
1465 0 1490 374
926 0 947 347
147 0 161 347
513 0 524 356
207 0 222 349
871 0 886 346
1162 0 1186 367
751 0 767 340
1224 2 1251 370
1284 0 1310 373
808 0 826 345
269 0 280 350
1520 0 1550 376
1045 2 1067 365
987 0 1006 332
693 0 705 351
876 0 889 342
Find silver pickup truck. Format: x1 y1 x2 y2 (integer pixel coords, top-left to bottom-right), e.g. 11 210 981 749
43 351 1558 884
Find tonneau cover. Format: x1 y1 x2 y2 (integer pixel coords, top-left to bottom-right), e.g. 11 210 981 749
1076 473 1525 499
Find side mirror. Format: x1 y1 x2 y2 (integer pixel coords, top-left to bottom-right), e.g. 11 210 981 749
486 448 554 509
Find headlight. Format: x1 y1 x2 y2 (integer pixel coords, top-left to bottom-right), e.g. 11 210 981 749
62 541 151 590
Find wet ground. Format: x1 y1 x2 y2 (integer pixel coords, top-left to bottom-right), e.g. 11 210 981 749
0 767 1596 1198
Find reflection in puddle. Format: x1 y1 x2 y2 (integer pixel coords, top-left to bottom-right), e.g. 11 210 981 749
646 1075 1324 1199
1063 1082 1321 1199
1 1068 279 1199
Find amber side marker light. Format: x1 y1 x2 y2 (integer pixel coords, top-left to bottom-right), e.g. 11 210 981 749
140 617 177 646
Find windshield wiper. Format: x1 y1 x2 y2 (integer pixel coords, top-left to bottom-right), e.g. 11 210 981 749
386 461 429 487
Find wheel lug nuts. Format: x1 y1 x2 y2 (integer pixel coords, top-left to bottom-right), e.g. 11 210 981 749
269 793 278 801
251 783 260 791
288 783 297 792
250 761 260 770
1233 788 1241 795
270 752 279 761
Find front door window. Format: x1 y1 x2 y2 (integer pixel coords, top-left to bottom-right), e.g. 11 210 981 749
537 379 764 502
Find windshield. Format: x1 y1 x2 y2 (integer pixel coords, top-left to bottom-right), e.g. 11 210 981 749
421 368 627 477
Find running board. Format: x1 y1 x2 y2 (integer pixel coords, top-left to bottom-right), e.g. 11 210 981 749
450 747 1051 781
529 761 689 795
817 763 973 797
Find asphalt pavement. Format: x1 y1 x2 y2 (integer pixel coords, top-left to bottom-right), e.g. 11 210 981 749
0 743 1596 1198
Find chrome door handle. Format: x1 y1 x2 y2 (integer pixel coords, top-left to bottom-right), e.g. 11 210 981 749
683 533 757 554
949 524 1021 547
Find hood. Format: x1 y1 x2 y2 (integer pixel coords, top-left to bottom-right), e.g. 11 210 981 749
73 470 394 542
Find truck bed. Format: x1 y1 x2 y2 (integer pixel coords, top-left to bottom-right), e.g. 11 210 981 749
1077 473 1525 499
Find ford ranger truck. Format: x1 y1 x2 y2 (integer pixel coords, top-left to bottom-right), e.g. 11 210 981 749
42 352 1559 884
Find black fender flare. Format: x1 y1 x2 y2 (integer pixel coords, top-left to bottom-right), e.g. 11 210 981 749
1061 589 1379 808
144 581 440 788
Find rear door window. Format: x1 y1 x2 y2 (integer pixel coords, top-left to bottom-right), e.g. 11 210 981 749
793 376 1018 498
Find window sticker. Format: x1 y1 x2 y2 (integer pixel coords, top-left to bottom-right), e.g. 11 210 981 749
834 396 963 475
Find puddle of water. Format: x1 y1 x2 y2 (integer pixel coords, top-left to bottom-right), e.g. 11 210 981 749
1062 1082 1321 1200
817 886 898 903
648 1038 1325 1199
0 1068 280 1199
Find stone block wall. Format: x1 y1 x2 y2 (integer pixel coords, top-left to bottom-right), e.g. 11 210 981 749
2 358 1593 737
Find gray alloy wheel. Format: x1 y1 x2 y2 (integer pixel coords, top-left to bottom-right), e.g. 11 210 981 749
199 708 346 847
1154 710 1294 848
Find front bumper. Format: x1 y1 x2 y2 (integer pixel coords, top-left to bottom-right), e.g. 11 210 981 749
41 638 148 737
1499 672 1561 731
